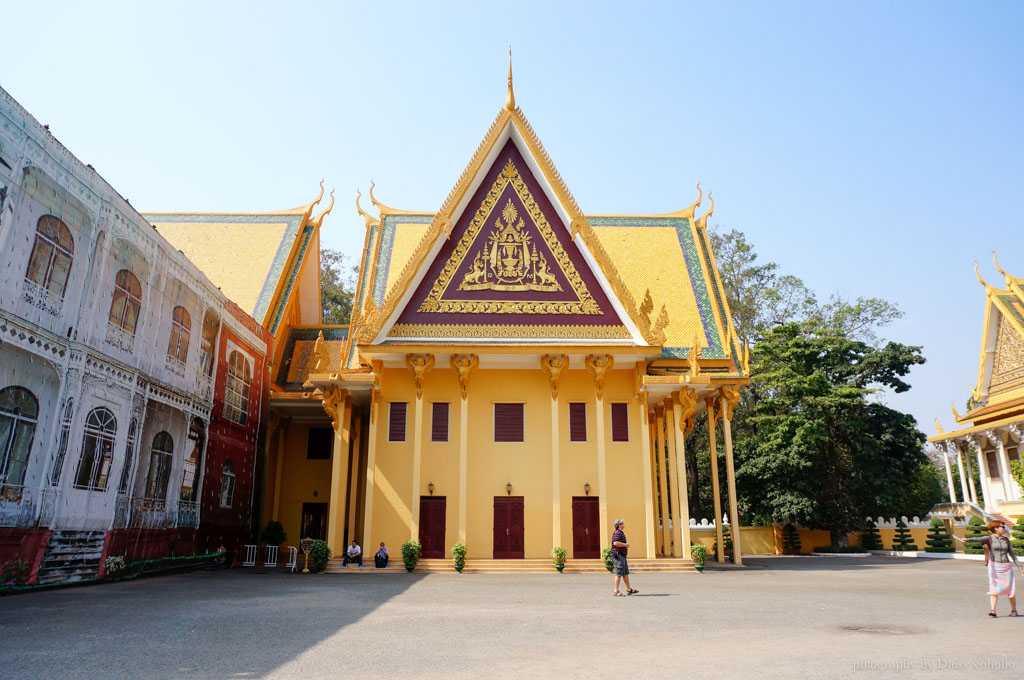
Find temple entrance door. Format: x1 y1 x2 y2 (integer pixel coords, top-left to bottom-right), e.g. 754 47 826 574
493 496 525 559
571 496 600 558
301 503 328 541
418 496 447 559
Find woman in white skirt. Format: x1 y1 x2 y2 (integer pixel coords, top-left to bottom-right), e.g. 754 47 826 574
953 520 1023 617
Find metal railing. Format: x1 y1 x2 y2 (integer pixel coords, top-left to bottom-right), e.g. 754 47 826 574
111 496 200 530
105 323 135 352
177 500 199 528
236 545 298 571
22 278 64 316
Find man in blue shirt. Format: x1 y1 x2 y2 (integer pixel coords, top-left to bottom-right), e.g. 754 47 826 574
611 519 637 596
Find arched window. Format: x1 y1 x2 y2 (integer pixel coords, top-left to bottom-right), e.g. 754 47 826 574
199 310 220 377
167 306 192 364
117 418 138 495
74 408 116 491
219 459 236 508
145 431 174 500
224 351 251 425
25 215 74 299
0 387 39 490
49 398 74 486
108 270 142 335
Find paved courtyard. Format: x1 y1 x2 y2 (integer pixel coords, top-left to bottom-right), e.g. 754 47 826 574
0 556 1021 679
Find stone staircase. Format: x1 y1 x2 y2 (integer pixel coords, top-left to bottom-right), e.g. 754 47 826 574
414 557 695 574
36 531 106 584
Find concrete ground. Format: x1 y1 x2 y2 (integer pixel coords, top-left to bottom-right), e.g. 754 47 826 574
0 556 1021 679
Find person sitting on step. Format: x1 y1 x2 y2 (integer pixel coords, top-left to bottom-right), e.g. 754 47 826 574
343 540 363 568
374 542 389 568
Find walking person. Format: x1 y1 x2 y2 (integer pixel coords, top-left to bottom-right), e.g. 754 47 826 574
611 519 638 596
953 520 1023 617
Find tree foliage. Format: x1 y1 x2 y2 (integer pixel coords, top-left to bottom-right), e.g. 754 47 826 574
321 249 357 325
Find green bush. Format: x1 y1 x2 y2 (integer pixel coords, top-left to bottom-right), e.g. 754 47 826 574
259 521 286 546
723 525 734 558
601 547 613 572
104 556 126 576
781 523 801 555
310 540 331 572
892 519 918 551
1011 516 1024 552
550 546 567 565
964 516 987 555
451 542 467 571
690 543 707 565
925 518 954 553
861 520 883 550
2 558 30 585
401 539 422 572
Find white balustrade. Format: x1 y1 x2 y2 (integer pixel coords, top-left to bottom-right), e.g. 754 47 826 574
22 278 64 316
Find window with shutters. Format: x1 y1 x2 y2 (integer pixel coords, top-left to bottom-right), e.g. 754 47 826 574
388 402 408 442
987 451 1001 479
610 403 629 442
569 403 587 442
431 402 449 442
1008 446 1020 464
494 403 524 443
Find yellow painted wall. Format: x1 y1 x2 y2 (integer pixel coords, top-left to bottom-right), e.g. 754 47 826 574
265 421 334 546
365 367 651 560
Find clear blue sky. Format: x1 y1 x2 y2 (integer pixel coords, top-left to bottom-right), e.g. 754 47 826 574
4 1 1022 436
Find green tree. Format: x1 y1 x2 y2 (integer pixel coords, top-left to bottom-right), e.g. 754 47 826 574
321 249 357 324
861 519 882 550
1010 516 1024 551
925 518 954 553
892 519 918 551
734 323 926 546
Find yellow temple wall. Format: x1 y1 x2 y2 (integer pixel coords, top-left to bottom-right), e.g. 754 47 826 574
265 422 333 546
366 366 650 560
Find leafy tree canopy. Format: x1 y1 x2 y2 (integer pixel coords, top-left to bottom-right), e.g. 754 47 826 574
321 249 357 325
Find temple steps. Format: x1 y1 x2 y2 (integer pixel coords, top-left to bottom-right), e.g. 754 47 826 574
324 556 695 574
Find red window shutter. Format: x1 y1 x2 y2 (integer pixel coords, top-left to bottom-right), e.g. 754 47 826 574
987 451 1000 479
388 402 407 442
611 403 629 442
494 403 524 442
431 402 449 442
569 403 587 442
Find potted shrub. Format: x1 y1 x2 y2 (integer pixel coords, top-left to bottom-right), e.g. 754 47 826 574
105 555 126 580
401 539 422 573
690 543 707 573
310 540 332 572
781 523 801 555
925 518 954 553
601 547 614 572
259 520 286 547
451 542 467 573
551 546 567 573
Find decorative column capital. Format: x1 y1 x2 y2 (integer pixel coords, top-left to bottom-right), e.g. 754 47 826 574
450 354 479 400
585 354 613 400
719 385 741 421
654 403 665 418
675 387 698 434
540 354 569 400
321 386 348 431
1008 424 1022 442
406 353 435 398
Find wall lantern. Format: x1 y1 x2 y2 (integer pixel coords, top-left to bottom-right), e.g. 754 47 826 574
506 482 513 496
584 482 591 496
428 481 435 495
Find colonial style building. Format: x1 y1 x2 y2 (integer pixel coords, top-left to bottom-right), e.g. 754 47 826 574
0 85 271 583
256 65 749 568
930 256 1024 519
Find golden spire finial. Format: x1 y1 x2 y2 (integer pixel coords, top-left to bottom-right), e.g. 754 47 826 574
694 190 714 229
934 417 943 435
311 189 335 227
991 249 1013 287
355 189 379 228
973 259 990 288
505 47 516 111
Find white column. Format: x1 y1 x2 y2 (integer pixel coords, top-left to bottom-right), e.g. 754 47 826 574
996 435 1014 501
954 444 970 504
969 438 988 509
722 400 742 566
941 444 957 504
638 405 656 559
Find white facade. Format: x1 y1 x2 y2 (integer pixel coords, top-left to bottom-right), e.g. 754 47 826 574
0 84 266 538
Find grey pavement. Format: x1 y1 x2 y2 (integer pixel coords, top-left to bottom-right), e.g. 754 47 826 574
0 556 1021 679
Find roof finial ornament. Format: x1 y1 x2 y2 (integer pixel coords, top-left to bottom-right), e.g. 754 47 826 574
311 189 335 227
355 189 379 228
991 249 1013 287
973 259 990 288
694 190 714 229
505 47 516 111
681 181 702 220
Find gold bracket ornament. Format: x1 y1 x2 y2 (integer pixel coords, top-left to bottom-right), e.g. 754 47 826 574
450 354 479 400
720 385 741 421
321 386 348 431
585 354 614 400
951 402 964 421
541 354 569 400
688 335 703 378
314 330 331 371
406 354 435 398
934 418 944 435
676 387 698 433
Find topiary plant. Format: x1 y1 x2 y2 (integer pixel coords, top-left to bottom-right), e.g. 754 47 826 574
551 546 567 572
259 521 286 546
723 524 734 559
310 540 331 572
601 546 613 572
1010 516 1024 552
861 520 883 550
963 516 987 555
781 523 801 555
925 518 954 553
892 519 918 551
690 543 707 565
401 539 422 573
451 542 467 573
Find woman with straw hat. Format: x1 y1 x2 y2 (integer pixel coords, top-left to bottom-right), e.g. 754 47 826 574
953 520 1023 617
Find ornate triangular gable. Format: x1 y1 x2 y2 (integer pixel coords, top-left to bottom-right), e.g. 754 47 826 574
355 104 666 346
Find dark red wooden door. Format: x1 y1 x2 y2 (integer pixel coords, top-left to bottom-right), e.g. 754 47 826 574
418 496 447 559
493 496 525 558
571 496 600 558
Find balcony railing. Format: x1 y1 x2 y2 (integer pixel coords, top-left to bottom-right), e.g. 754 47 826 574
105 323 135 352
22 278 65 317
165 354 187 378
196 374 213 402
177 500 199 528
0 484 54 528
112 496 199 529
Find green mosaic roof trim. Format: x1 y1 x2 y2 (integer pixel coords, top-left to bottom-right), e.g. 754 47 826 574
266 223 315 335
142 212 304 322
588 217 724 360
371 214 435 306
694 226 741 361
354 224 379 314
996 293 1024 332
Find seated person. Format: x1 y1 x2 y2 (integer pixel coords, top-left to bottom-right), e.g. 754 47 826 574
374 542 389 568
342 540 362 567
